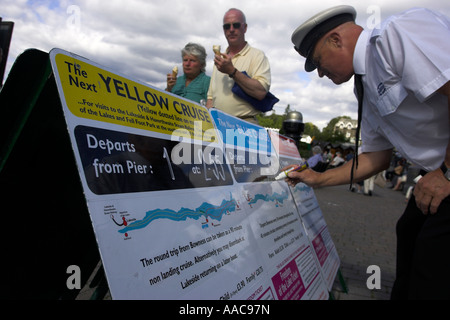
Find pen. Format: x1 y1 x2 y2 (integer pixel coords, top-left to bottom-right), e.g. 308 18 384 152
275 162 309 180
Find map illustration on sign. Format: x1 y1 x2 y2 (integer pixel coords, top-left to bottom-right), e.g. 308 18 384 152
117 194 240 235
244 190 289 208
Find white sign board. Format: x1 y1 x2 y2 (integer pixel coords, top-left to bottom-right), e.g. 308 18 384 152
50 48 335 300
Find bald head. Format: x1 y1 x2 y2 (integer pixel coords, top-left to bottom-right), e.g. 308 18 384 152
224 8 246 23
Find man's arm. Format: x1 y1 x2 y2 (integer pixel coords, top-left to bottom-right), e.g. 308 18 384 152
414 81 450 214
286 149 392 189
214 53 267 100
231 67 267 100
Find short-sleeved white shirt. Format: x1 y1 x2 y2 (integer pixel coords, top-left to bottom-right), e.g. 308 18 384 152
353 8 450 171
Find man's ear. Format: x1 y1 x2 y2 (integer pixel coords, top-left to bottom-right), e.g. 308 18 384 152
328 32 342 48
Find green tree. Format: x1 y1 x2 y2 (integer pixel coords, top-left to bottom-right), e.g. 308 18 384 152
256 104 293 130
303 122 320 140
256 111 284 129
319 116 351 142
283 104 292 115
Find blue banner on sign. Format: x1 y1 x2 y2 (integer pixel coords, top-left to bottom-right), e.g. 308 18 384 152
210 109 272 153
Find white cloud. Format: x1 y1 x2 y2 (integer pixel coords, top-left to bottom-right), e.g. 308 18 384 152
2 0 449 129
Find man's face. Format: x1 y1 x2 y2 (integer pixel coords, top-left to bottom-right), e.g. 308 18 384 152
310 34 354 85
223 10 247 47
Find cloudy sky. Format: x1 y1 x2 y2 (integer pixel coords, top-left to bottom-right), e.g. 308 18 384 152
2 0 449 129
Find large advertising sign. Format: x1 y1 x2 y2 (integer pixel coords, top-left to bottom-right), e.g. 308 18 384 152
211 110 329 300
50 48 334 300
269 131 340 291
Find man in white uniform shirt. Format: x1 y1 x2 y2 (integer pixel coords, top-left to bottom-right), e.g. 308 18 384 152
290 6 450 299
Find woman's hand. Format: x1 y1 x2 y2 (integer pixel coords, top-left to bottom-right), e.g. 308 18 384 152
166 73 176 92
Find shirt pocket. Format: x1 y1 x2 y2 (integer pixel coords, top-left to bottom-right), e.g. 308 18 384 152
376 82 408 116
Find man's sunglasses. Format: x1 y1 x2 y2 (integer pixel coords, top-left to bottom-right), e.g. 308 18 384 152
223 22 242 30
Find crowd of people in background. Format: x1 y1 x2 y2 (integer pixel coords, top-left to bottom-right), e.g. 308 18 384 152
306 145 417 200
306 145 352 172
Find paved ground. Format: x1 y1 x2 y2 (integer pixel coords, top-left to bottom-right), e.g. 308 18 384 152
315 183 407 300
